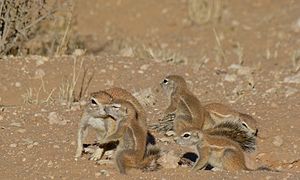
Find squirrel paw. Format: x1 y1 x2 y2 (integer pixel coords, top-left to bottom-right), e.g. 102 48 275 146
89 147 104 161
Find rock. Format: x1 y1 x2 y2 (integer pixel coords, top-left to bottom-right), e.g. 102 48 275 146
27 144 34 149
0 115 3 121
224 74 237 82
273 136 283 147
97 160 113 165
228 64 242 70
95 170 109 177
15 82 21 87
72 49 86 56
140 64 150 71
256 153 266 160
265 176 273 180
34 56 49 66
47 160 53 167
158 151 180 169
17 129 26 133
292 18 300 33
10 122 22 127
48 112 67 125
10 143 17 148
237 66 252 76
34 69 46 79
284 73 300 84
95 173 101 177
120 47 134 57
285 87 298 97
70 141 76 146
70 103 81 111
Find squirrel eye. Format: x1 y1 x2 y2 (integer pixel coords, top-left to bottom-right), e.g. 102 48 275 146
241 122 248 128
163 79 169 84
183 133 191 138
112 104 121 109
90 98 98 106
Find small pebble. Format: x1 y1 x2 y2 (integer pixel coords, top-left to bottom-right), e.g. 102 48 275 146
273 136 283 147
17 129 26 133
15 82 21 87
10 122 21 127
10 143 17 148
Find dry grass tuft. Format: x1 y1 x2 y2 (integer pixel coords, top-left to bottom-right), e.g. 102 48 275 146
58 52 93 107
0 0 56 55
101 37 187 64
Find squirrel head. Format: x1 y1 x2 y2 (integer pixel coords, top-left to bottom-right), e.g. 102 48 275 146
104 99 137 121
160 75 187 96
175 129 203 146
86 91 113 118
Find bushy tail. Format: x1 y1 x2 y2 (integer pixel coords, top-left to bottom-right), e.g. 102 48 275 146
254 166 280 172
139 145 161 172
206 121 256 152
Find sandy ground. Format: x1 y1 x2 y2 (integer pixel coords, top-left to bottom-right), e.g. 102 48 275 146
1 0 300 179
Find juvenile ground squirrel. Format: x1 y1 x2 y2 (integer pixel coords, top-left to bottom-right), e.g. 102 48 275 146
160 75 213 133
176 129 272 172
102 99 160 174
75 91 115 160
75 87 148 161
204 103 258 136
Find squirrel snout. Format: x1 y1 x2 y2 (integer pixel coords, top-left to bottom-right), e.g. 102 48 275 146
103 106 110 114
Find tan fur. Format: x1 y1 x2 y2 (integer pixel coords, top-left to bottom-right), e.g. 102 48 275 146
104 87 147 129
75 87 148 161
176 129 249 171
204 103 258 136
103 100 159 174
75 91 116 160
161 75 213 134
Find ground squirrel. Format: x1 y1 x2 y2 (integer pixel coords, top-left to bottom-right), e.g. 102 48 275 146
204 103 258 136
75 87 150 161
75 91 115 160
176 129 271 171
102 99 160 174
160 75 213 133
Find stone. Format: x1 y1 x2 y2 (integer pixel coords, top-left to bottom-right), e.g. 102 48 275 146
285 87 298 97
273 136 283 147
34 69 46 79
48 112 67 125
224 74 237 82
17 129 26 133
284 73 300 84
10 122 21 127
10 143 17 148
158 151 180 169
